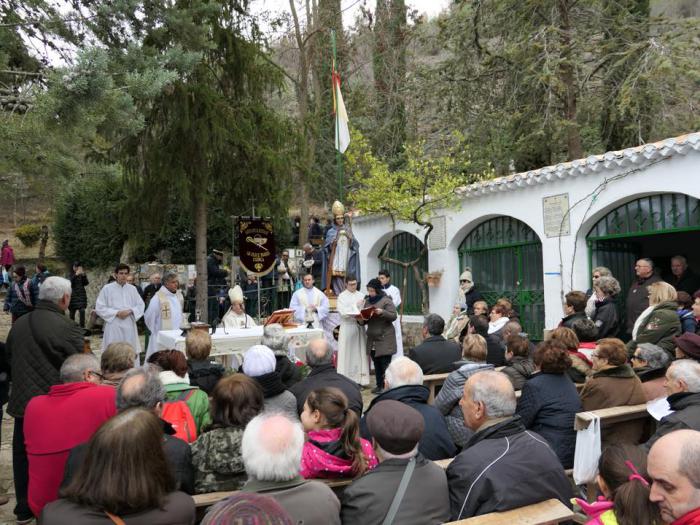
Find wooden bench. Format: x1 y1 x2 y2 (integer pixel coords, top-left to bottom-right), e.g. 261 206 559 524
424 373 450 403
445 498 574 524
574 403 649 431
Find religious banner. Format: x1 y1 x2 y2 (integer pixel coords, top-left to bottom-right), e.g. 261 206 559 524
238 217 276 276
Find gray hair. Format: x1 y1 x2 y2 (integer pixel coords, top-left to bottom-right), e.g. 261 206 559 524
242 412 304 481
303 243 312 250
636 343 670 370
502 321 523 339
39 276 72 304
596 275 621 297
468 370 517 418
592 266 612 278
305 339 333 366
669 360 700 393
423 314 445 336
60 353 100 383
385 357 423 388
116 367 166 411
262 323 289 354
671 255 688 267
638 257 655 269
679 434 700 489
162 271 178 284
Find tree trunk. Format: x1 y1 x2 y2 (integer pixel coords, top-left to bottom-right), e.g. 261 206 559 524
557 0 583 160
194 191 209 322
37 225 48 264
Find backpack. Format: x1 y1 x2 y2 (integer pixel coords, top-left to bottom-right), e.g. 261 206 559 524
162 389 197 443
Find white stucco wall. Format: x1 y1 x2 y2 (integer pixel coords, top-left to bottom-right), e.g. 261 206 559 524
352 140 699 336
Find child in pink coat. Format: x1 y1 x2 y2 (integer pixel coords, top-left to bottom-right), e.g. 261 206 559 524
573 444 660 525
300 387 378 479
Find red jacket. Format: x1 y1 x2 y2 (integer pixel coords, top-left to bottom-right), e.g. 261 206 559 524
674 508 700 525
24 382 117 517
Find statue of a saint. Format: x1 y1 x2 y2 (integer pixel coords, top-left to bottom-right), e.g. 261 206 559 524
322 201 361 297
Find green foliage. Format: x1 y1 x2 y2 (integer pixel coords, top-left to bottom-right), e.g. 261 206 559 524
15 224 43 247
53 174 128 267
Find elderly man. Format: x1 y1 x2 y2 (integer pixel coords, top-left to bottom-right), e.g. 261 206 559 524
360 357 456 460
336 275 369 385
24 354 116 516
289 274 329 329
142 272 162 307
221 285 257 329
95 263 145 361
289 338 362 415
626 258 662 337
240 412 340 524
668 255 700 296
447 370 571 520
262 324 301 388
648 429 700 524
301 243 323 282
341 400 449 524
144 271 184 362
275 250 297 308
6 276 84 523
62 366 194 494
644 359 700 450
409 313 461 374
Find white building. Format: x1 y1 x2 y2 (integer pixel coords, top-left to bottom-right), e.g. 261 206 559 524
353 132 700 339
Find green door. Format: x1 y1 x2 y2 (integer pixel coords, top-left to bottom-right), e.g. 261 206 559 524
379 232 428 314
587 193 700 330
458 217 544 340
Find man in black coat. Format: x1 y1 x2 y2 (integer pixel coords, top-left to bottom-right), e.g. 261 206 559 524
643 359 700 451
447 370 571 520
360 357 456 461
626 258 662 337
469 314 506 367
668 255 700 296
62 367 194 494
289 339 363 416
6 277 84 522
409 314 461 374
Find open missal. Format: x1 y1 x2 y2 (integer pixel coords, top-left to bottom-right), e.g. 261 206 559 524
264 309 297 328
355 306 377 321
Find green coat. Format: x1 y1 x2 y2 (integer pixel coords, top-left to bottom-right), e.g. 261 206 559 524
627 301 681 358
164 382 212 434
191 426 246 494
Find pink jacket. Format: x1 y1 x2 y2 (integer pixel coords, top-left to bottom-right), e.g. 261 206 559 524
0 244 14 266
574 497 617 525
24 382 117 517
300 427 378 479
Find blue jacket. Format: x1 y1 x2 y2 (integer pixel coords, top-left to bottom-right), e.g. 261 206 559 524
515 372 581 469
4 277 38 318
360 384 456 461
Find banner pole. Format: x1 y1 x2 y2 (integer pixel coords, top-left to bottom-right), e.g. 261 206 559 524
331 29 343 202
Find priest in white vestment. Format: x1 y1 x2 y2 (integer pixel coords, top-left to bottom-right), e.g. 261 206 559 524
289 274 329 329
379 270 404 360
221 285 257 330
95 264 145 363
336 276 369 385
144 271 184 362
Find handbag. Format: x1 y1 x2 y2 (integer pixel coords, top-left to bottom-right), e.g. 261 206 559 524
573 412 601 485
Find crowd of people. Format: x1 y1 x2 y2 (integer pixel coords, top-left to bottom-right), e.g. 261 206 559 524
3 245 700 523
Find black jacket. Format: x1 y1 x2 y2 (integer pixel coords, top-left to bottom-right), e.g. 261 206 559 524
515 372 582 468
62 419 195 495
408 335 461 375
668 269 700 296
187 359 224 395
7 300 83 417
644 391 700 451
289 363 363 416
207 255 228 291
361 385 456 461
446 416 572 520
485 333 506 367
68 273 89 310
463 288 483 315
560 311 587 330
501 356 536 391
626 274 662 333
275 355 302 389
0 342 9 407
142 283 161 307
592 297 619 338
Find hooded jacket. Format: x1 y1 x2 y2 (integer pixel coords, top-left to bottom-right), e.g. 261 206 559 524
360 384 456 460
516 372 582 468
300 427 378 479
446 416 572 520
574 497 618 525
644 391 700 451
627 301 682 358
434 361 494 448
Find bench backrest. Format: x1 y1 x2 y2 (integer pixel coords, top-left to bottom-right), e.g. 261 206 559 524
574 403 649 431
445 498 573 524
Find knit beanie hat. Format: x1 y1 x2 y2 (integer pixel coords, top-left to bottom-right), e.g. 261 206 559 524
202 492 293 525
243 345 276 377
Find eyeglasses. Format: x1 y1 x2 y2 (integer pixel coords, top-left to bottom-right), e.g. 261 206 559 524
460 280 469 283
631 355 642 361
89 370 105 380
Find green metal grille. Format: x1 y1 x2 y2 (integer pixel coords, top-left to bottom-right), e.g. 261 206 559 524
458 217 545 340
379 232 428 315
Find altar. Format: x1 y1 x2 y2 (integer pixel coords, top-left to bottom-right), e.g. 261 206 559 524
157 326 324 369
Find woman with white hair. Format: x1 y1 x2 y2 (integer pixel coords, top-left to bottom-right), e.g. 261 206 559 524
591 275 621 339
262 324 301 389
242 345 298 418
632 342 671 400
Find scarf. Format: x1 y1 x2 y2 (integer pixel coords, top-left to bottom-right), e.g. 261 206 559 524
488 316 509 334
14 278 33 308
254 371 286 398
366 291 385 305
632 304 656 340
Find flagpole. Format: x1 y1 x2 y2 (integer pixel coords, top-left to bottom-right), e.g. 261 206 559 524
331 29 344 202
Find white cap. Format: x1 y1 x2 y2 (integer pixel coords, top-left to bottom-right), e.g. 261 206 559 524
242 345 276 377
